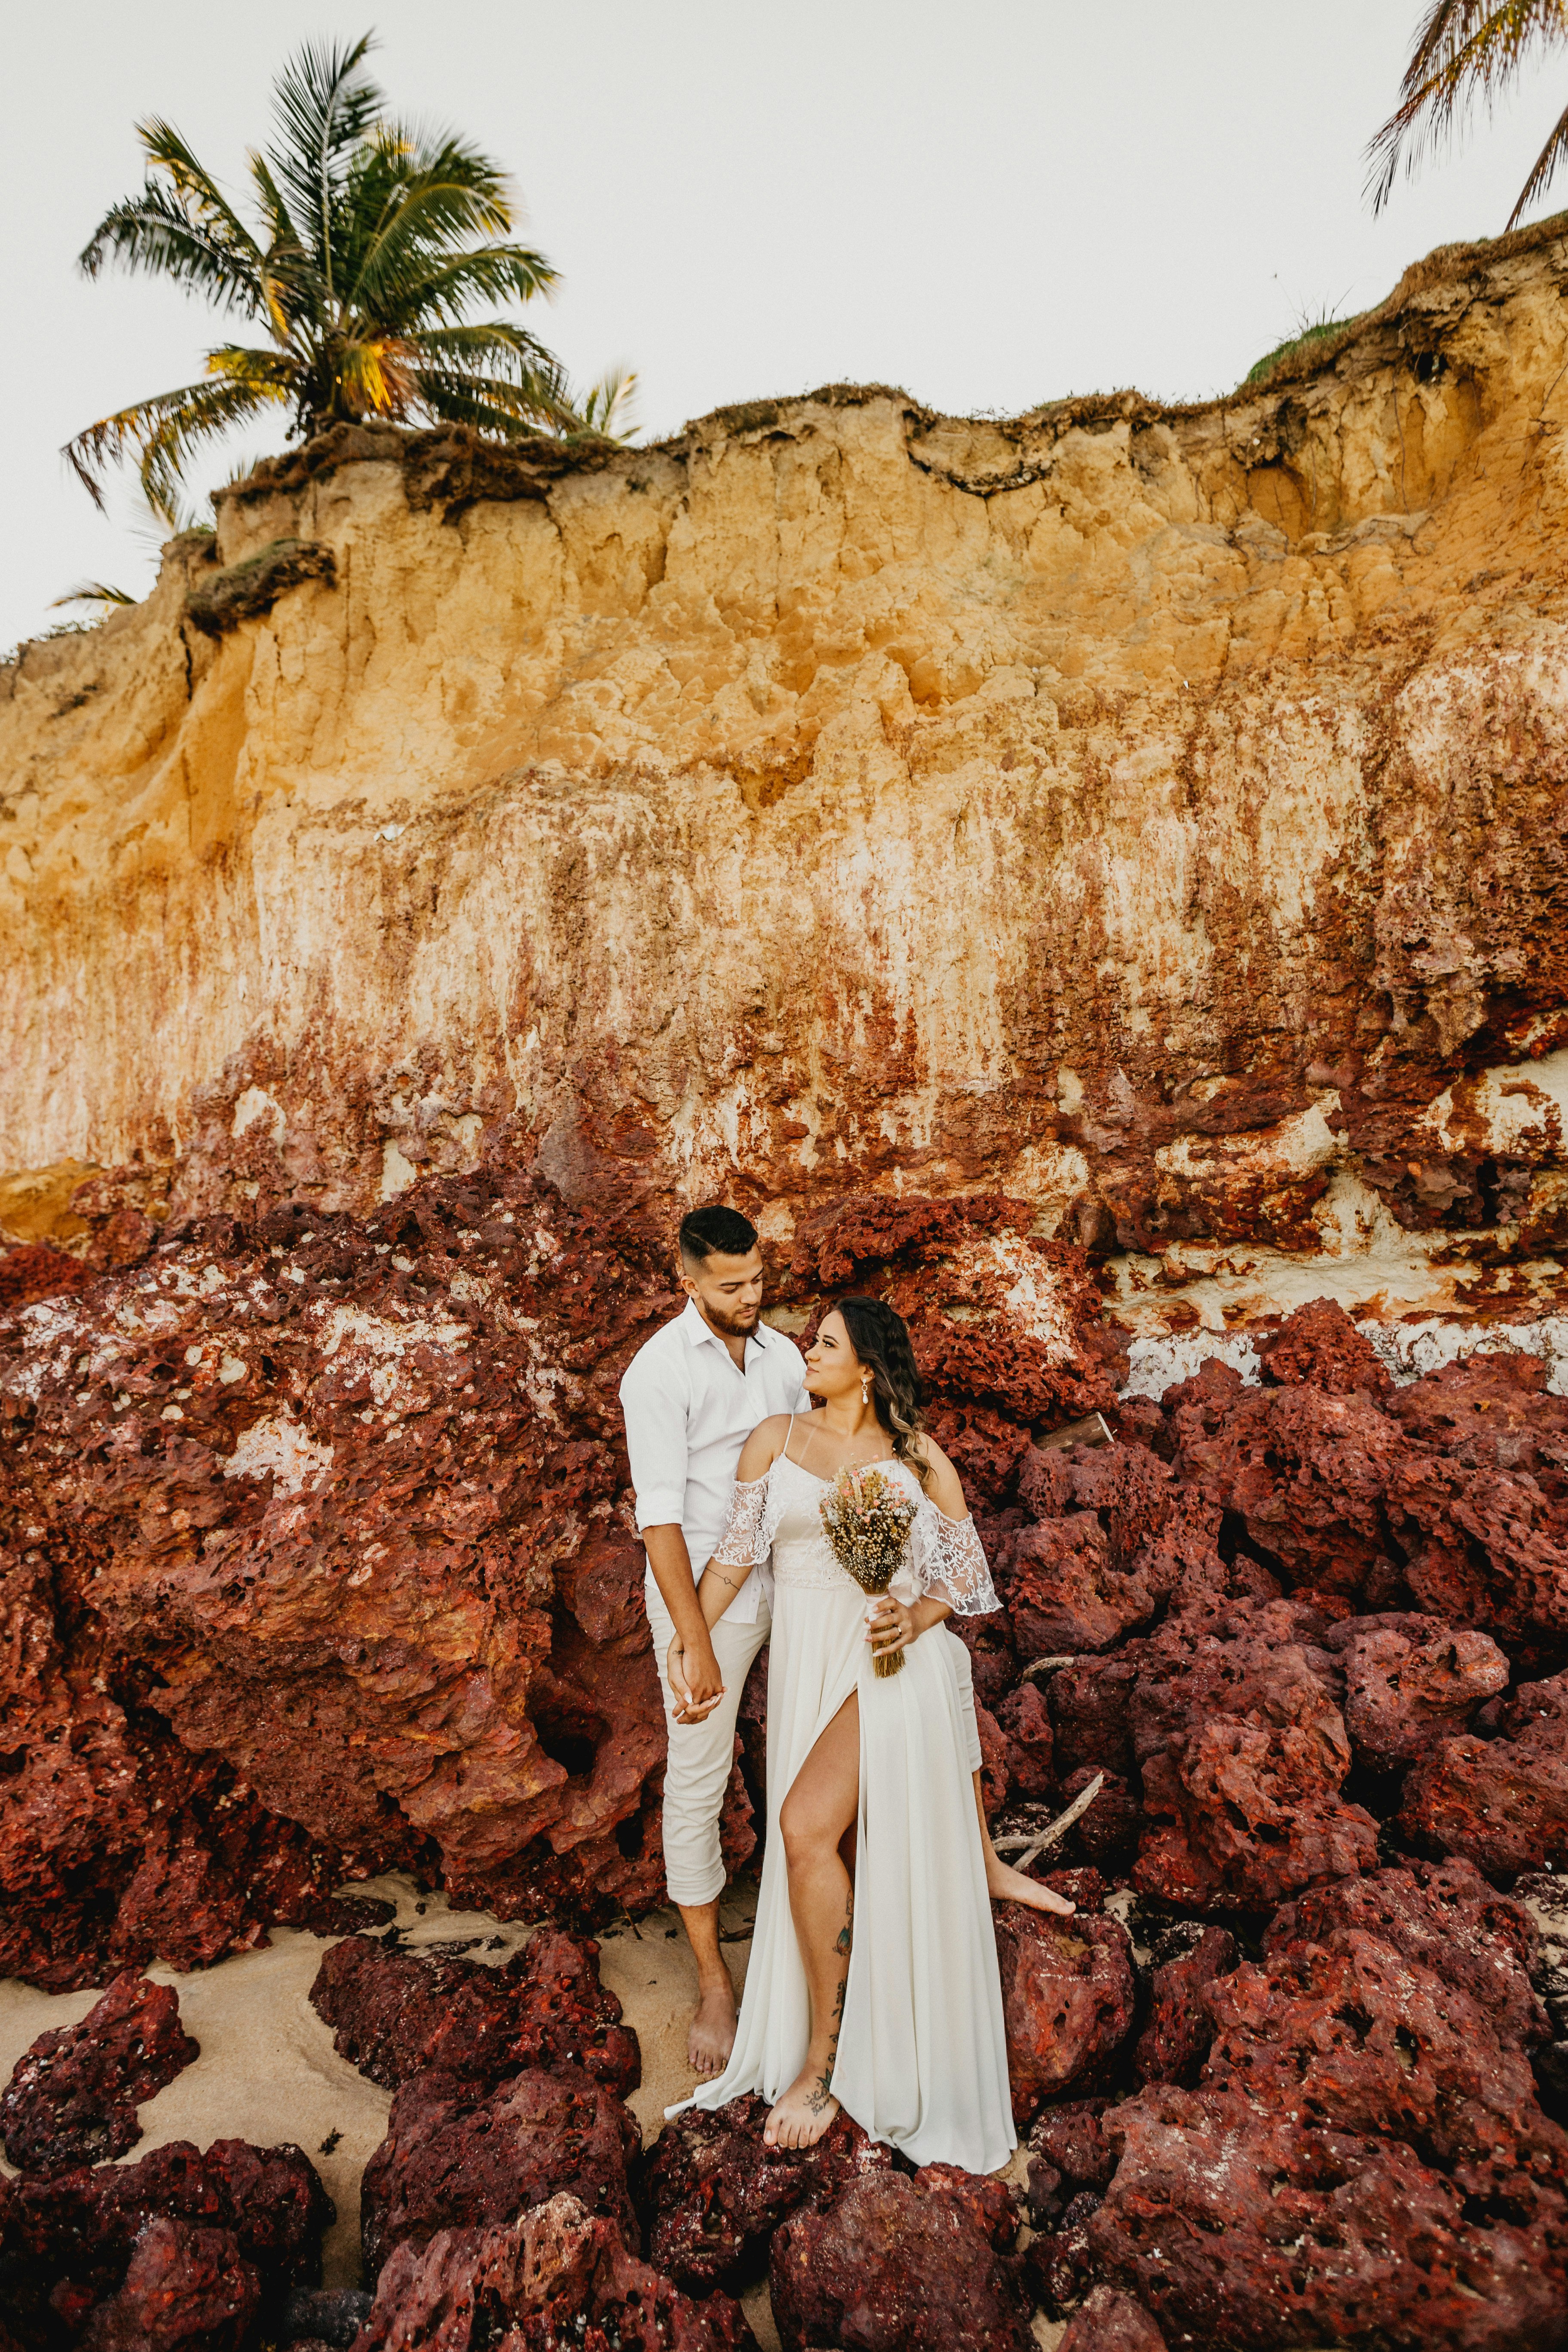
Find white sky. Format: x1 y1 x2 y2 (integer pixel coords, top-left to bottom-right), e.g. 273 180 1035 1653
5 0 1567 652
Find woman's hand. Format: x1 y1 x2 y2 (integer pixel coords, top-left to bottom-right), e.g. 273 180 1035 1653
866 1594 918 1661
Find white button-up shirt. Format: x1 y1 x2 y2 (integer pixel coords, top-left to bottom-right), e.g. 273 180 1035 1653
618 1299 810 1623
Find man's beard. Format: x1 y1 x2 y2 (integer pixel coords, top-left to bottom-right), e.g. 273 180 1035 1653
705 1300 760 1337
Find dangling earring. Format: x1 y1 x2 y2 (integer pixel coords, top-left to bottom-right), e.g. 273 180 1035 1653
861 1376 872 1404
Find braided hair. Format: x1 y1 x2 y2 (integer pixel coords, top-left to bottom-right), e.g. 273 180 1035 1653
835 1294 931 1487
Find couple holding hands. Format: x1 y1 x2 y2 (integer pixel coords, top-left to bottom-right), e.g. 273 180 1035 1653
618 1206 1071 2172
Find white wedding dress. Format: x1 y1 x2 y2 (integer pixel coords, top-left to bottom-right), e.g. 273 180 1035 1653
685 1438 1016 2176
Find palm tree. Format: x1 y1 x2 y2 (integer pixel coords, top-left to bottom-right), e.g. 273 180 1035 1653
66 32 587 522
1367 0 1568 224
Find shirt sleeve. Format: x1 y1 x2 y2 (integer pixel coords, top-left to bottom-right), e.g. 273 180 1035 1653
618 1348 689 1531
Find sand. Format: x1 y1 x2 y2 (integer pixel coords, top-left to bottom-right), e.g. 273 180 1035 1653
0 1879 1058 2351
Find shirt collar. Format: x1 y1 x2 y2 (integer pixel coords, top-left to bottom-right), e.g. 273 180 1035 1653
680 1297 771 1356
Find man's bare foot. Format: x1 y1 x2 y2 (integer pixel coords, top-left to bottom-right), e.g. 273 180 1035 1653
688 1976 738 2077
763 2065 840 2149
986 1851 1076 1916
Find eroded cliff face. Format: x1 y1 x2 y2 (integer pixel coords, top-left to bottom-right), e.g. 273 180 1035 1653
3 224 1567 1343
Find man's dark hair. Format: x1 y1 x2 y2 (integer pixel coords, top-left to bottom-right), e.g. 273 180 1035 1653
679 1205 759 1265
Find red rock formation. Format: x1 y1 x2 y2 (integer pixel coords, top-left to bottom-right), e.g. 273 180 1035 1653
0 1184 1106 1986
1263 1859 1547 2046
992 1902 1136 2124
0 1970 199 2174
1090 2085 1565 2352
1 2137 331 2341
356 2194 759 2352
1130 1599 1379 1910
77 2217 261 2352
642 2095 892 2292
1131 1924 1237 2088
357 2063 641 2277
1325 1612 1511 1764
307 1926 638 2098
1058 2286 1167 2352
1402 1673 1568 1876
769 2162 1032 2352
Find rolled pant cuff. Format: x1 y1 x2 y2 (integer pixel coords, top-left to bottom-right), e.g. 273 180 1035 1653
663 1866 728 1909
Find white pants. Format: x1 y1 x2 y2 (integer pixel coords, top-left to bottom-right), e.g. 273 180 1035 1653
646 1571 773 1908
646 1573 983 1906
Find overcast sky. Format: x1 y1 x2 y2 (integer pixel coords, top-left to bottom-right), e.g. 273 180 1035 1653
6 0 1566 652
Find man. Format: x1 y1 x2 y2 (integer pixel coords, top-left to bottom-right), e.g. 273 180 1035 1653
619 1204 809 2075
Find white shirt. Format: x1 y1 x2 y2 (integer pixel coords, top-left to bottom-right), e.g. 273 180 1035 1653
619 1300 810 1623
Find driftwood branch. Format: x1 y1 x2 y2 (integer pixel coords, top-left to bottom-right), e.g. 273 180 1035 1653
992 1771 1106 1871
1034 1411 1114 1454
1019 1653 1081 1684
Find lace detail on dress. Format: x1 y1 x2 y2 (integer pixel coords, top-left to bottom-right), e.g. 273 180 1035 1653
712 1474 773 1569
910 1500 1000 1615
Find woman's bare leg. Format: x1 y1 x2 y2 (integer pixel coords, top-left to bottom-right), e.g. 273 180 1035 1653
766 1694 861 2149
976 1773 1077 1914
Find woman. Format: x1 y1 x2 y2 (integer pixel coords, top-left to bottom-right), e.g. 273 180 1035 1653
671 1295 1072 2170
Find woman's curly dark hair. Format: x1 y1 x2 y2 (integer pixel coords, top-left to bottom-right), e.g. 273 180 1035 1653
834 1294 930 1486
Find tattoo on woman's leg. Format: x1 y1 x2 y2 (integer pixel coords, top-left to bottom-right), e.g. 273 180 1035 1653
834 1890 853 1957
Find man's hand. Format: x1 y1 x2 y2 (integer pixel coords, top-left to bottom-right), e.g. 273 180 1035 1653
669 1633 725 1724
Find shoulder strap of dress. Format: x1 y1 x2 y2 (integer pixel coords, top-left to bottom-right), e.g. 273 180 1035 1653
780 1412 796 1467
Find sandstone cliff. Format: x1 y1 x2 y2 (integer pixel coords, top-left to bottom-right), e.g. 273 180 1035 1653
4 223 1566 1345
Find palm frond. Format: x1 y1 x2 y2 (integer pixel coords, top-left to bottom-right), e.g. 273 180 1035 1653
1366 0 1568 213
51 581 137 609
344 146 545 316
574 363 640 442
412 363 578 436
64 375 289 521
266 31 384 293
78 179 265 315
1508 91 1568 215
368 241 560 330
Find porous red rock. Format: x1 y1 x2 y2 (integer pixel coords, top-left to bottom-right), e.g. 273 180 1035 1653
1384 1452 1568 1651
993 1681 1055 1801
1387 1352 1568 1498
1024 2185 1103 2316
1 2137 331 2339
993 1901 1135 2124
1173 1384 1401 1600
1089 2084 1567 2352
642 2095 892 2292
357 2063 640 2277
308 1925 639 2097
1323 1613 1511 1764
1265 1857 1547 2044
77 2217 260 2352
1402 1673 1568 1878
1 1970 199 2174
1254 1297 1393 1398
1004 1442 1221 1660
357 2193 760 2352
1058 1765 1143 1866
1025 2098 1115 2225
1048 1656 1140 1780
1130 1599 1378 1910
769 2162 1032 2352
0 1185 1099 1986
1204 1929 1568 2183
1058 2285 1167 2352
1131 1925 1237 2088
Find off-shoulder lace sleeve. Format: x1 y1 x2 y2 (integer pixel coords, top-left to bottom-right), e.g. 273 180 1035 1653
910 1499 1000 1614
713 1474 771 1569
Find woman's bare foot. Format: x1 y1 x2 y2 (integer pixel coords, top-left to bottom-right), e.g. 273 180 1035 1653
689 1975 738 2077
764 2064 840 2148
985 1849 1076 1916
